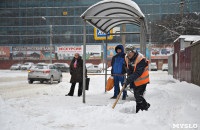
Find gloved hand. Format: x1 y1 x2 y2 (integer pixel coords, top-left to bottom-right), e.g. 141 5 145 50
123 79 129 88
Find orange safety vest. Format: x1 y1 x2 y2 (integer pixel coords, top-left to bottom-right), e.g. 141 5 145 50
125 53 149 86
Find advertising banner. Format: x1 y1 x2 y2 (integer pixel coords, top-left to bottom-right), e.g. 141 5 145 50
12 46 55 60
85 45 101 59
105 44 149 59
57 46 82 60
0 47 10 60
151 47 174 59
106 46 116 58
57 45 102 60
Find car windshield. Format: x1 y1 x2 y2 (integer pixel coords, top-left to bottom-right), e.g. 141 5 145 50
36 65 48 69
13 64 18 66
24 63 29 65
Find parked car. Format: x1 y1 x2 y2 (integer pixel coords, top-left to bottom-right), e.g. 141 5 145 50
87 64 102 73
21 62 34 70
54 63 69 72
98 63 108 70
30 63 46 70
28 64 62 84
162 64 168 71
150 62 157 71
10 64 21 70
86 63 93 68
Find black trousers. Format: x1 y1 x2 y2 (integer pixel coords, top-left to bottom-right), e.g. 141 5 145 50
68 82 83 96
133 84 147 104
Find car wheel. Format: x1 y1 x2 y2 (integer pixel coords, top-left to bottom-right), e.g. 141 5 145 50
40 80 44 83
48 76 53 84
58 75 62 83
28 80 33 84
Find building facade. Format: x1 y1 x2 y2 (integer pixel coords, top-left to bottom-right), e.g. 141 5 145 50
0 0 199 46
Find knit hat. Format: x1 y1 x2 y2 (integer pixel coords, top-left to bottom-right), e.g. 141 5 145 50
125 45 137 54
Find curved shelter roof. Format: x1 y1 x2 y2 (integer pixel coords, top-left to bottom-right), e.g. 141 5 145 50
80 0 147 33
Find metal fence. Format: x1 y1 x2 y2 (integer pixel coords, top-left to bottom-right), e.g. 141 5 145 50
191 41 200 86
172 40 200 86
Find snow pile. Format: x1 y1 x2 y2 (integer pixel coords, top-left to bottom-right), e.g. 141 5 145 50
0 70 27 78
0 71 200 130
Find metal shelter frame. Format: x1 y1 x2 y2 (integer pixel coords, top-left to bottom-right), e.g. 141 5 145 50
80 0 147 103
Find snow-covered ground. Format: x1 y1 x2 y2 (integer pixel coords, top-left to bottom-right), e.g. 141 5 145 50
0 70 200 130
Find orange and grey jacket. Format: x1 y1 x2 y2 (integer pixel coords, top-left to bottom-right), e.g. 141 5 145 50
124 52 149 87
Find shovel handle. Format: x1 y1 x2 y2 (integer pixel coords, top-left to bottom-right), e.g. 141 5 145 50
112 84 126 109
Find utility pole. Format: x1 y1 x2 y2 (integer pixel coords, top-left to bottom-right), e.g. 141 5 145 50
180 0 184 20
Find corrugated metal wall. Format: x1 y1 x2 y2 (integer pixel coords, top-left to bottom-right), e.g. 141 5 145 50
191 41 200 86
185 47 191 83
173 40 199 86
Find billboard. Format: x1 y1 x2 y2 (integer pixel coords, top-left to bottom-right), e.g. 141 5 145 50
85 45 101 59
106 46 116 58
0 47 10 60
105 44 149 59
12 46 55 60
151 47 174 59
57 45 102 60
57 46 82 60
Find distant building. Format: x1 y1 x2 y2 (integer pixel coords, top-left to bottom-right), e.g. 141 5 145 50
0 0 200 46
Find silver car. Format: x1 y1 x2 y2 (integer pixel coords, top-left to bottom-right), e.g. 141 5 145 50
21 62 34 70
10 64 22 70
162 64 168 71
150 62 157 71
28 64 62 84
87 65 102 73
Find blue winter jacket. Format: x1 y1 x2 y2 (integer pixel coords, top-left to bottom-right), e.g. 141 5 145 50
111 45 126 75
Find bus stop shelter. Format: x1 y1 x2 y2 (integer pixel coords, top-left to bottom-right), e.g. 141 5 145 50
80 0 147 103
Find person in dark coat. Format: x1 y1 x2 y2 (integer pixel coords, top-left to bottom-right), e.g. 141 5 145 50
123 45 150 113
111 45 127 100
66 53 84 96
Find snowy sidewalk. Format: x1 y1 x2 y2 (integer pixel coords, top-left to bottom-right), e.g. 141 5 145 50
0 71 200 130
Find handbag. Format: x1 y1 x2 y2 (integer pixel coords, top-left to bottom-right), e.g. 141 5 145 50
106 76 114 91
86 77 90 90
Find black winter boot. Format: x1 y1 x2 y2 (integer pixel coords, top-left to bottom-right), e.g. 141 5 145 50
140 101 150 111
110 96 117 99
136 103 142 113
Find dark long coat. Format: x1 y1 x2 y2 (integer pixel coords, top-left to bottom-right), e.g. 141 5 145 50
70 56 84 83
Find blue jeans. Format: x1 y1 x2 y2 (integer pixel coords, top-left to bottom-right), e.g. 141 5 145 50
113 76 127 97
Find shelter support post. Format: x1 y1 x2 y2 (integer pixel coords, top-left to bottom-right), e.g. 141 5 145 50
105 34 108 93
83 20 86 103
140 21 146 57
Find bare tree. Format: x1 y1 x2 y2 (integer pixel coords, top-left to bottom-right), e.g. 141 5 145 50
151 13 200 44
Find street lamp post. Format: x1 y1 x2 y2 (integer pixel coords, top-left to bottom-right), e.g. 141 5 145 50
42 16 53 64
49 25 53 64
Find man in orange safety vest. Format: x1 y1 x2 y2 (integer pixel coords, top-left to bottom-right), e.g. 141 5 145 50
123 45 150 113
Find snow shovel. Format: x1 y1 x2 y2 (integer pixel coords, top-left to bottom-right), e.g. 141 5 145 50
112 84 126 109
